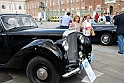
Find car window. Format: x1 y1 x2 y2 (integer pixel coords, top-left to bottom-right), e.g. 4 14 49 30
1 15 37 30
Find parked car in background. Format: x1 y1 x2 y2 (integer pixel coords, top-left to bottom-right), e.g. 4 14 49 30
50 16 62 22
56 24 117 46
0 14 93 83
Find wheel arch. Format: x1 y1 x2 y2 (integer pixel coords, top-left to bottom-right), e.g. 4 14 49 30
5 39 65 74
22 47 65 75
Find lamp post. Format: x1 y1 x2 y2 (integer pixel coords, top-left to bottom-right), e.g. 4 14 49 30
44 0 47 27
58 0 61 24
80 0 82 16
70 0 72 13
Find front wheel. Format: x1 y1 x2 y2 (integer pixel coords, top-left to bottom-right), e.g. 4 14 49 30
100 33 113 46
26 56 60 83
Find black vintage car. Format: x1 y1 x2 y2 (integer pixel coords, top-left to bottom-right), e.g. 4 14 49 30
0 14 93 83
91 24 117 46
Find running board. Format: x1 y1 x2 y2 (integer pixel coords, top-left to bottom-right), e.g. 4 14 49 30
62 68 80 78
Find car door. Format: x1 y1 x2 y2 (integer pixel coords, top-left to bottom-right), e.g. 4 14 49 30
0 22 12 64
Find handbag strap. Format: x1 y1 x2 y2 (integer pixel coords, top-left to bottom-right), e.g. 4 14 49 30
83 22 87 35
73 22 77 31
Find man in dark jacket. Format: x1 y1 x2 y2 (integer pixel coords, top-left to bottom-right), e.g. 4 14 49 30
114 7 124 54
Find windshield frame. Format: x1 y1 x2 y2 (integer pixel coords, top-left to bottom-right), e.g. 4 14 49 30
1 14 38 30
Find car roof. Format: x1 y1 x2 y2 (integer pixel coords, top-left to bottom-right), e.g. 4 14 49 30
0 13 30 16
92 24 115 27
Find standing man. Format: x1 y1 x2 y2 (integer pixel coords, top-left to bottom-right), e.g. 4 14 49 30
40 17 42 24
98 13 106 24
104 12 111 24
60 12 73 29
114 7 124 54
94 12 99 23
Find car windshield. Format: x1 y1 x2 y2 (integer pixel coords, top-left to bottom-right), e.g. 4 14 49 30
1 15 37 30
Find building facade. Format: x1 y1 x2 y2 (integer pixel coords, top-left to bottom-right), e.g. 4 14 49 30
104 0 124 15
0 0 26 14
26 0 124 20
26 0 86 20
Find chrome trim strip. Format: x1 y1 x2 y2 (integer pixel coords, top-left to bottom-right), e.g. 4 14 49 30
63 30 75 37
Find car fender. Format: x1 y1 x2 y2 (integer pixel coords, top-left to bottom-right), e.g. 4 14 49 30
5 39 65 73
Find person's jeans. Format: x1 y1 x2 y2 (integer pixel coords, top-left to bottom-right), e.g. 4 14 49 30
117 35 124 53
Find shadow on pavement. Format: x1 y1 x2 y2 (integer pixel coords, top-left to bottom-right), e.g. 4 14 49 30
0 68 13 82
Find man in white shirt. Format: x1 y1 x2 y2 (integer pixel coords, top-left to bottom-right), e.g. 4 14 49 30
60 12 73 29
98 13 106 24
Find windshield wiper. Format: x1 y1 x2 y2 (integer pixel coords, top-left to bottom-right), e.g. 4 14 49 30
4 22 11 26
3 22 18 30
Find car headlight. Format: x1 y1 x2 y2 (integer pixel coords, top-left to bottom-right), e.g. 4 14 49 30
79 35 84 44
62 39 69 51
79 51 83 58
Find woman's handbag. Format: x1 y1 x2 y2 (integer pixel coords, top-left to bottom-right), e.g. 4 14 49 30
90 29 95 36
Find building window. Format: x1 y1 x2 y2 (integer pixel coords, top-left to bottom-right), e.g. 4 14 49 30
32 3 34 8
46 1 48 6
76 0 79 2
96 5 101 11
30 4 31 9
24 4 26 10
53 0 56 6
14 4 17 10
19 6 22 10
2 5 6 9
9 4 11 10
89 6 92 11
34 3 36 8
50 0 52 6
27 4 29 9
105 0 116 4
67 0 69 3
71 0 74 3
61 0 64 4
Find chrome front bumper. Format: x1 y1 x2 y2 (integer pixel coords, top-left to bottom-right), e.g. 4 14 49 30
62 68 80 78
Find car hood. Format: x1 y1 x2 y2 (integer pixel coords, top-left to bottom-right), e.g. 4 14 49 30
7 28 67 36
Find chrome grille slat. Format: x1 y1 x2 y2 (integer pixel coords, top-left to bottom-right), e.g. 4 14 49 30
67 33 78 62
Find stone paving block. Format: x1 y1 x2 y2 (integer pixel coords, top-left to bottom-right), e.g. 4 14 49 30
60 75 82 83
3 80 17 83
97 65 124 81
91 61 108 70
94 74 124 83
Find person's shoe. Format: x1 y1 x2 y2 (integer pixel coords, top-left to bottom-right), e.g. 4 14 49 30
118 52 123 54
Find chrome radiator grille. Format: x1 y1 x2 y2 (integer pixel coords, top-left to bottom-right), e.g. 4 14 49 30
67 33 78 62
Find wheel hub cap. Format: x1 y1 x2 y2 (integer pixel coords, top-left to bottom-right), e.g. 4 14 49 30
37 68 48 80
101 35 110 44
103 36 109 42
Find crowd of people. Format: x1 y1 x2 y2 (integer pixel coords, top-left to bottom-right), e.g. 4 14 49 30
60 11 117 32
60 7 124 54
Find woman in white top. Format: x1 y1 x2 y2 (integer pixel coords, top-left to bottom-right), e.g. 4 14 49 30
82 14 93 36
70 15 82 32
